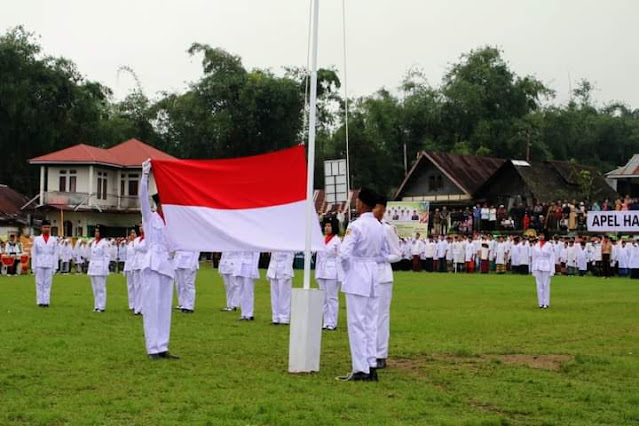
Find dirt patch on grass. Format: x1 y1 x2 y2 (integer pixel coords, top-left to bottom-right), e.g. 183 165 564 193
390 353 574 373
488 354 573 371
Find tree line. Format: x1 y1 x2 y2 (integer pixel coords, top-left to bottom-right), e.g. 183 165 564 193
1 26 638 197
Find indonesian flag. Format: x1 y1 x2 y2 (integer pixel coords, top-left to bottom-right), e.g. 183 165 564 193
151 146 325 252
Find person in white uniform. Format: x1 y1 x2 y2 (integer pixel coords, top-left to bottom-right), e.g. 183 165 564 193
132 226 147 315
59 239 72 274
31 220 58 307
123 229 137 312
373 196 402 370
173 250 200 313
233 251 261 321
219 252 239 311
315 217 342 330
140 160 178 360
87 226 111 313
73 240 85 274
266 251 295 325
337 188 386 382
531 231 555 309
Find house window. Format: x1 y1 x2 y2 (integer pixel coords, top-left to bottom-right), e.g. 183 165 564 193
120 179 125 196
102 172 108 200
59 170 67 192
128 174 139 196
69 170 77 192
428 174 444 192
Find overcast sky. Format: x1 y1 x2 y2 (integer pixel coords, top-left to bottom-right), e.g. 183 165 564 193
2 0 637 106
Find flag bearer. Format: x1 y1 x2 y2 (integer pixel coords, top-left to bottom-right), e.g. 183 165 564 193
233 251 261 321
219 252 239 312
315 217 342 330
266 251 295 325
373 196 402 370
87 226 111 313
140 160 178 360
173 250 200 313
532 230 555 309
337 188 386 382
31 220 58 307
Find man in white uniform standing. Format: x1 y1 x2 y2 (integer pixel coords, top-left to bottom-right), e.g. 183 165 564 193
87 226 111 313
373 196 402 370
233 251 260 321
31 220 58 307
140 160 178 360
173 250 200 313
218 252 239 311
337 188 386 382
266 251 295 325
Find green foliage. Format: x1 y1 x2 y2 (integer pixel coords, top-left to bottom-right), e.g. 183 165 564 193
1 270 638 424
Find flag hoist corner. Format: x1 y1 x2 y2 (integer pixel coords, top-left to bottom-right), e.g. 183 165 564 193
151 145 325 253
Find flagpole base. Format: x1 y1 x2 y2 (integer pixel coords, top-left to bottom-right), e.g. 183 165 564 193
288 288 324 373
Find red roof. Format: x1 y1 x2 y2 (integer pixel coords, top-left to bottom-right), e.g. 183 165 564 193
29 139 175 167
0 185 30 217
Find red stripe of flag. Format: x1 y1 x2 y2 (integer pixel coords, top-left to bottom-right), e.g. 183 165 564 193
152 145 307 210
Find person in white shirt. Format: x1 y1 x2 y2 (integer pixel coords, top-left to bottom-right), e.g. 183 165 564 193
436 236 448 273
629 240 639 279
87 227 111 313
424 237 436 272
4 234 22 275
532 231 555 309
59 239 73 274
118 239 128 273
132 227 147 315
465 236 475 273
510 238 521 274
315 218 342 330
233 251 261 321
577 241 589 276
218 252 239 312
337 188 387 382
617 240 630 277
31 220 58 307
174 251 200 313
452 236 465 272
266 251 295 325
495 236 506 274
123 230 137 312
73 240 85 274
519 239 531 275
410 234 424 272
372 196 402 370
445 236 454 272
566 240 578 276
139 160 179 360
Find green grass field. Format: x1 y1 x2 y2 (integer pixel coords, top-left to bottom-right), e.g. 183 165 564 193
1 268 638 425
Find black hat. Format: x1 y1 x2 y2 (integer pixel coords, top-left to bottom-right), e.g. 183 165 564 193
322 216 340 236
42 219 51 226
95 225 101 230
376 194 388 207
358 188 378 208
152 193 161 205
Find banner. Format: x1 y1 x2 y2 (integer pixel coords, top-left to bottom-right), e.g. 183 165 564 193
384 201 430 238
587 211 639 232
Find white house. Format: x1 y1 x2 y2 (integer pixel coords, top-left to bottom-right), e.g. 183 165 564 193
28 139 176 238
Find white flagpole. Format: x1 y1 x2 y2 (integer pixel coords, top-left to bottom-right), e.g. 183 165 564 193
303 0 319 290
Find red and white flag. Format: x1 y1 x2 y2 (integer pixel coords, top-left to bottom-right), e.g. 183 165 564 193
151 146 325 252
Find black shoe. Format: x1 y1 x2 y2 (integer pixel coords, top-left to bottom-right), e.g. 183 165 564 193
158 351 180 360
336 371 371 381
134 311 142 316
376 358 387 369
221 307 237 312
239 316 255 321
271 322 280 325
369 368 379 381
181 309 194 313
43 304 50 308
174 306 183 311
148 353 162 360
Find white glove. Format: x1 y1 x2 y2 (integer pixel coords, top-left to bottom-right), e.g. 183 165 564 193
142 159 152 176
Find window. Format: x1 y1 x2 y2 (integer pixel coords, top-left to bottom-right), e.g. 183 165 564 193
59 170 67 192
96 171 108 200
128 174 139 196
97 176 102 199
120 179 125 196
428 174 444 192
102 173 108 200
69 170 77 192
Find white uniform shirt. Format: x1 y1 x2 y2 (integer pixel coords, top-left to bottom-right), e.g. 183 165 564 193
123 241 136 272
88 239 111 276
139 172 174 278
173 251 200 271
378 220 402 284
532 242 555 275
233 252 260 279
495 242 506 264
266 252 294 280
218 252 237 276
339 212 386 297
31 235 59 270
316 236 342 280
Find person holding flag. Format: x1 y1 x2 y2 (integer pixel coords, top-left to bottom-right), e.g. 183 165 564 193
337 188 386 382
266 251 295 325
139 160 178 360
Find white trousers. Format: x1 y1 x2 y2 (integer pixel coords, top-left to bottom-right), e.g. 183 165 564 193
34 267 54 305
269 278 292 323
89 275 107 310
316 278 340 328
133 270 143 314
222 274 239 308
238 276 255 318
534 271 551 307
376 281 393 359
175 268 197 310
345 292 379 374
141 269 173 355
126 271 135 309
